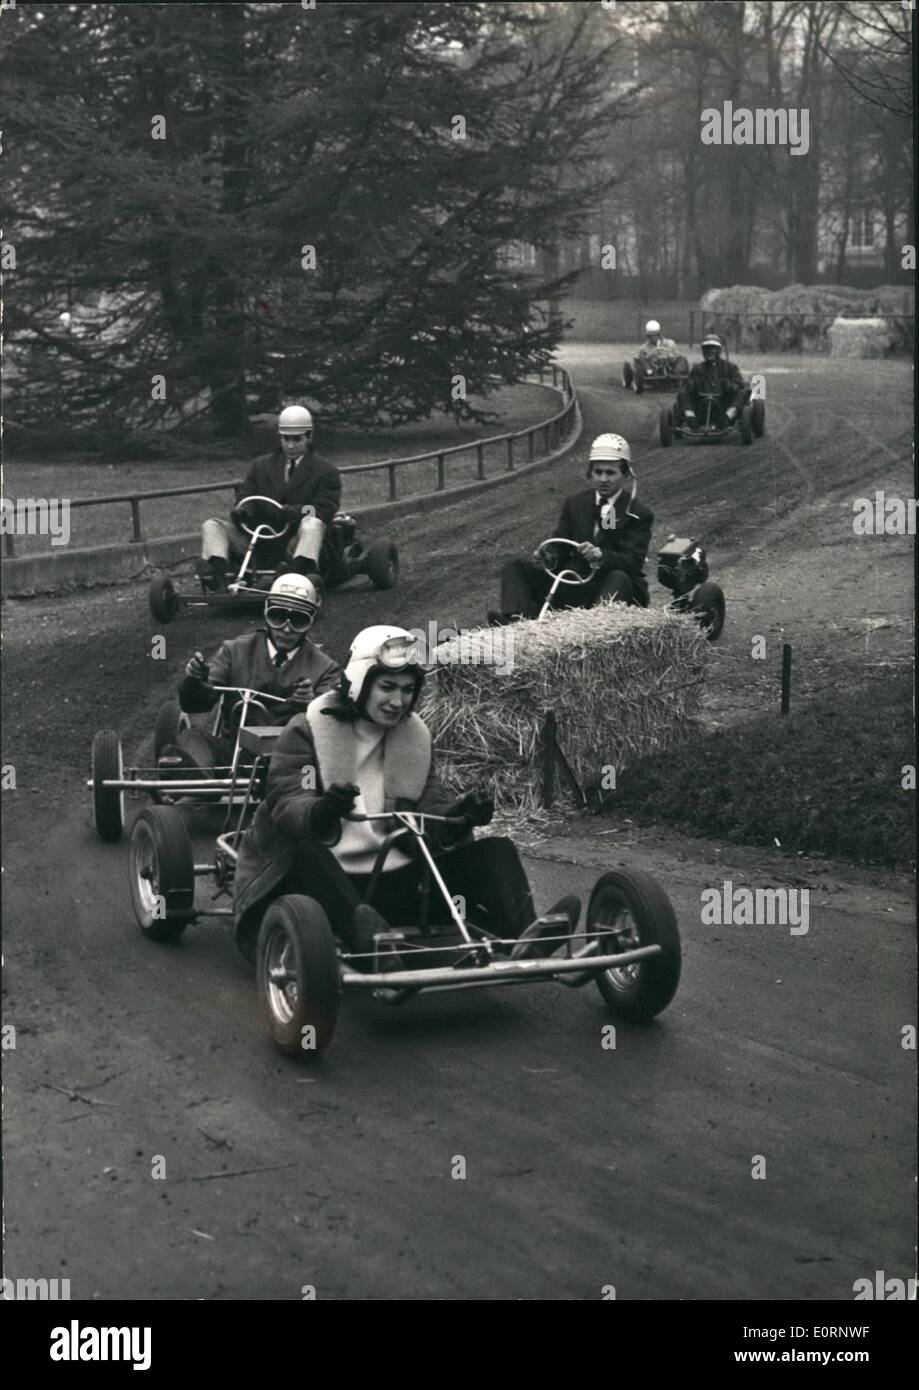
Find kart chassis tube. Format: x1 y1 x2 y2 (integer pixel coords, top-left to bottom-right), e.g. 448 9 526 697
340 943 661 990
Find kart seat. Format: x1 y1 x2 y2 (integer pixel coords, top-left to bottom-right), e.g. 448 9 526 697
237 726 284 757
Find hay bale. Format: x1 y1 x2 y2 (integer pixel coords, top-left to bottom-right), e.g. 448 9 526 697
420 601 710 814
827 316 894 358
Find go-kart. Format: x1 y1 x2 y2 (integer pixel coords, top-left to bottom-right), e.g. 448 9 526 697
120 748 683 1054
659 386 765 447
533 536 725 641
147 498 399 623
622 351 689 394
89 686 290 842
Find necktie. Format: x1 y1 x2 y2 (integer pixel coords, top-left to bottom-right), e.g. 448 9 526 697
273 650 286 669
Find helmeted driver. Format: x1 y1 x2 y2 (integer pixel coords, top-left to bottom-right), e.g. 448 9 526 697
158 573 340 774
233 625 579 966
638 318 679 358
196 405 341 591
488 433 653 624
678 332 746 425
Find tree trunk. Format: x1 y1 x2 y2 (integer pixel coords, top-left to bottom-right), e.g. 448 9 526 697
210 4 249 438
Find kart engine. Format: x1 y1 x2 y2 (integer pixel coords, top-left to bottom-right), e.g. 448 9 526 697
657 536 709 596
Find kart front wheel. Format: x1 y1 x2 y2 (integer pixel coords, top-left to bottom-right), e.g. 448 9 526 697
149 573 180 623
91 730 125 842
257 895 341 1057
621 361 634 389
587 869 681 1022
740 403 754 445
365 540 399 590
690 580 726 641
129 805 196 941
752 398 765 437
659 406 673 448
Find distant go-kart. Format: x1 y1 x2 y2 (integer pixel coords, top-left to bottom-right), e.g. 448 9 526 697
147 499 399 623
115 741 683 1055
622 351 689 394
660 385 765 447
89 686 291 843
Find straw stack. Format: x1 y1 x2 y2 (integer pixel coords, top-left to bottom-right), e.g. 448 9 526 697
827 316 894 358
420 601 710 813
700 283 914 352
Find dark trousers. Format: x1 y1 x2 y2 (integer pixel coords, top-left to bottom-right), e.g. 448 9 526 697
499 557 646 619
677 384 745 420
285 834 535 947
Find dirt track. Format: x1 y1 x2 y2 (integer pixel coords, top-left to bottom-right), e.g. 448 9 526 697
2 347 914 1300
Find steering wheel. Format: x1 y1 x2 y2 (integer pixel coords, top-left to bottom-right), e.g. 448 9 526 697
211 685 289 735
534 537 595 586
235 495 291 542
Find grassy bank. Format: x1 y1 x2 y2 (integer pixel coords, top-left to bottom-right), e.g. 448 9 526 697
609 671 916 870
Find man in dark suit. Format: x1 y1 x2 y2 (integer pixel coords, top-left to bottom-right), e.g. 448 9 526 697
488 433 653 623
197 405 342 590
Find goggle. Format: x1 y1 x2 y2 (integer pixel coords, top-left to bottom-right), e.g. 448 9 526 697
265 605 316 632
376 635 422 667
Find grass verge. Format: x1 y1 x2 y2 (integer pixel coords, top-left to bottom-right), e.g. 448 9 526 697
609 671 916 870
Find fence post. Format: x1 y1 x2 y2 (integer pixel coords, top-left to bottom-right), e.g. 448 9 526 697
541 710 557 808
506 437 515 470
388 464 397 501
781 643 792 715
528 430 535 462
3 530 15 558
476 443 485 479
130 498 144 542
436 453 445 491
552 364 558 388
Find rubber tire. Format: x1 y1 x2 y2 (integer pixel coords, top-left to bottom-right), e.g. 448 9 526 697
622 361 633 389
660 406 673 448
740 403 754 445
91 730 125 842
153 700 189 761
690 580 726 642
633 370 644 395
128 805 196 942
752 398 765 437
587 869 681 1022
257 895 341 1057
149 573 180 623
365 540 399 590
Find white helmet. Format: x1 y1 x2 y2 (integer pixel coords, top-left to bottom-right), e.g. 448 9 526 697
264 572 321 625
645 319 661 335
343 625 424 710
589 433 632 464
278 405 314 437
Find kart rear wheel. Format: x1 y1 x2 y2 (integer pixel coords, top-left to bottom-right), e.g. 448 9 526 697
257 895 340 1057
128 805 196 941
690 581 726 642
740 403 754 445
621 361 633 389
91 730 125 842
659 406 673 448
154 699 190 762
587 870 681 1022
365 540 399 590
149 573 180 623
752 398 765 437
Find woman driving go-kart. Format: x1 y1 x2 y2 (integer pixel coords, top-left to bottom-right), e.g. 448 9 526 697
233 625 581 968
